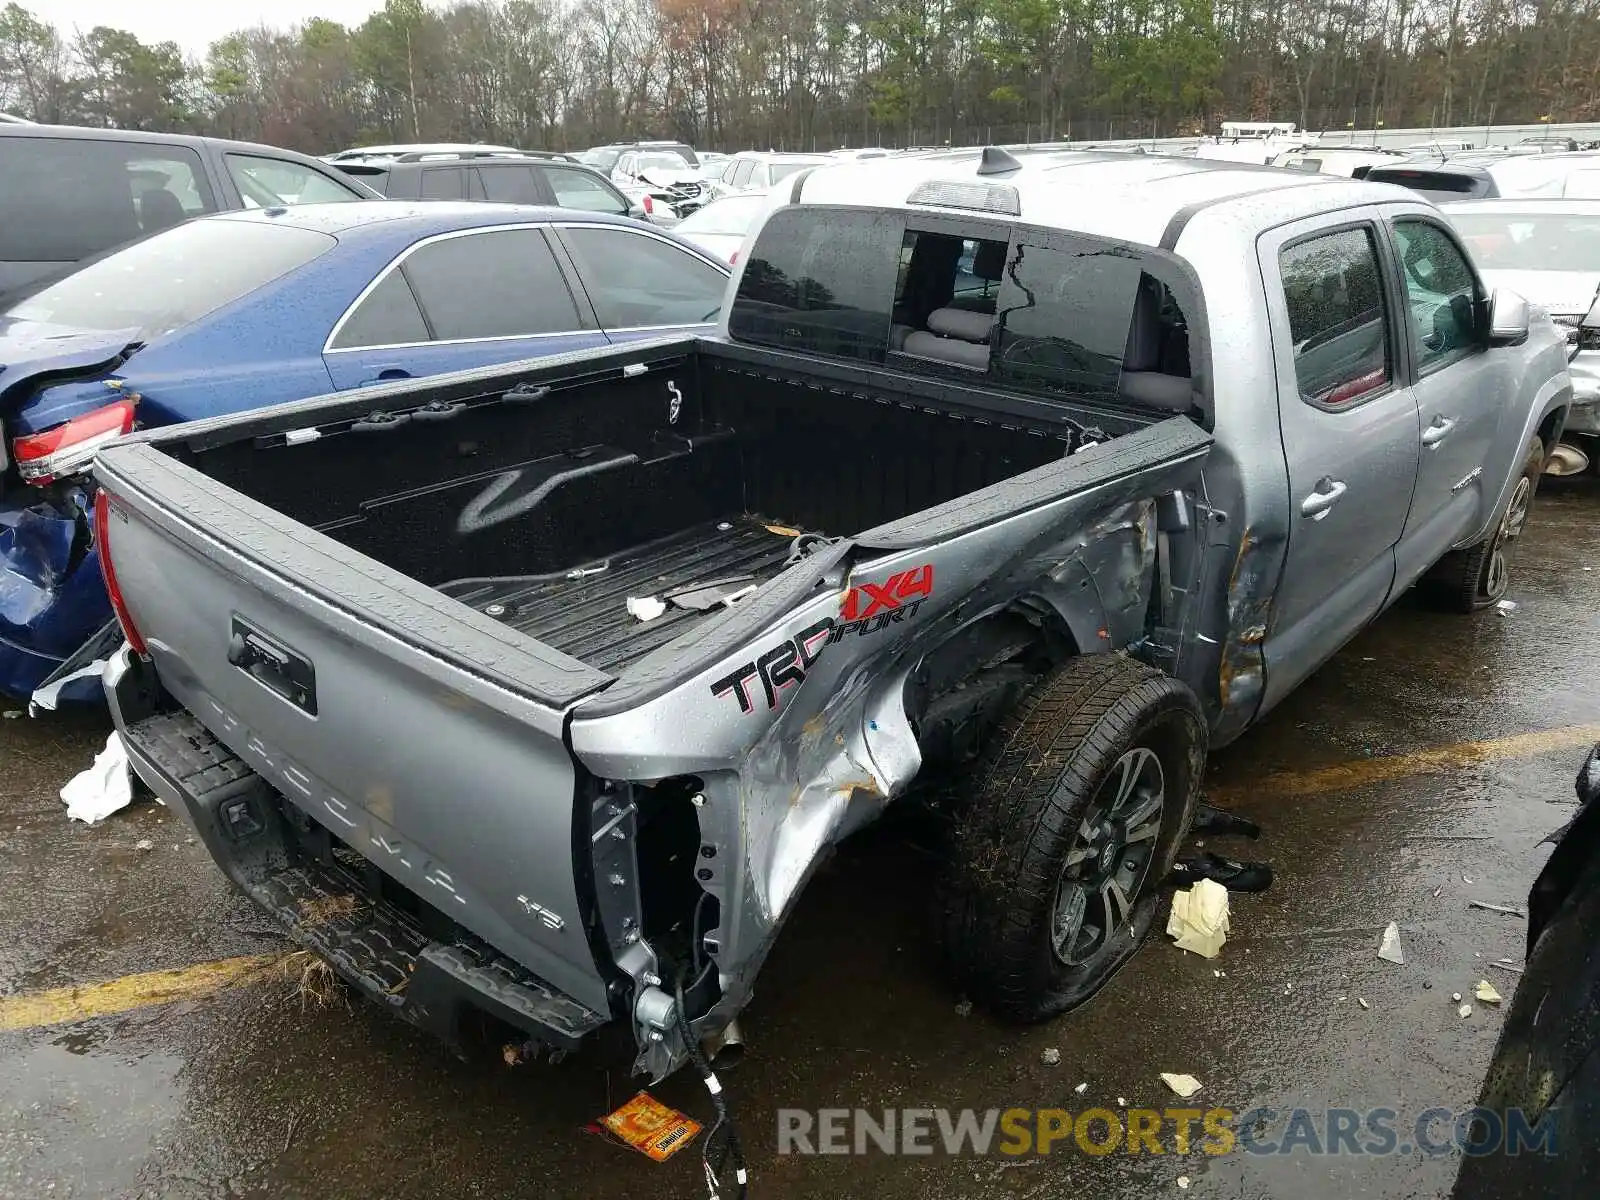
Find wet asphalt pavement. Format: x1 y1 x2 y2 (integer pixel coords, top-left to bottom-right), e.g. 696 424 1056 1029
2 475 1597 1200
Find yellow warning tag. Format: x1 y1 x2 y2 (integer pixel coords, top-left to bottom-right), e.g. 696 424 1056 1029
602 1091 703 1162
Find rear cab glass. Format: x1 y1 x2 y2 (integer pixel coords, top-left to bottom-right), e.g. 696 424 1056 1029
5 218 335 337
1365 168 1490 202
728 204 1203 412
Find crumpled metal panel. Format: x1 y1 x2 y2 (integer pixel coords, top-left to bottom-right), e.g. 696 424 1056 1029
0 490 113 696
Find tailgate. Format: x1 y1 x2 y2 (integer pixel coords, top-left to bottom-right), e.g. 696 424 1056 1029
94 442 613 1015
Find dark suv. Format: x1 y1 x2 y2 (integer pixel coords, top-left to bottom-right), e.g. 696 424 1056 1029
334 150 638 218
0 123 375 295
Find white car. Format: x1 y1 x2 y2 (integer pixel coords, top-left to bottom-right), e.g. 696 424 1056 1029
671 191 771 263
1448 197 1600 473
610 149 708 225
704 152 834 199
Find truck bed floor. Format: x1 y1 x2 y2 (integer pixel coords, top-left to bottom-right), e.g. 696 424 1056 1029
438 516 822 672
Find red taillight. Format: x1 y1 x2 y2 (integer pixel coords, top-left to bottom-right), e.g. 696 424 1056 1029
13 398 136 485
729 249 740 265
643 194 655 215
93 489 147 657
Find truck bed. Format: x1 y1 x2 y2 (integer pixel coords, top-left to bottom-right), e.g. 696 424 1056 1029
438 515 818 671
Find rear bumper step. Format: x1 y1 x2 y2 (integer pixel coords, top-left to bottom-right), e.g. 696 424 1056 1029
116 701 607 1052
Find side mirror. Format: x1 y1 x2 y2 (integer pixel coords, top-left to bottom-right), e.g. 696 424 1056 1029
1486 288 1530 347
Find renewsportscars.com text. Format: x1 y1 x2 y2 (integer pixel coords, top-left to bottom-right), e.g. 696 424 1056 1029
776 1106 1556 1158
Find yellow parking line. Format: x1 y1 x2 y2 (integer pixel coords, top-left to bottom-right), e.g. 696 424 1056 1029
1212 723 1600 802
0 953 289 1032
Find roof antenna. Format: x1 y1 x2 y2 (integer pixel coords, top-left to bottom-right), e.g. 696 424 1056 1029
977 146 1023 176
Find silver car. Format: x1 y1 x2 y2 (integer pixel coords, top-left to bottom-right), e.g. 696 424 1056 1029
1448 198 1600 473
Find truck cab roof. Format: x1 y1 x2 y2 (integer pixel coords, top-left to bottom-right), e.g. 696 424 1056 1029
786 147 1411 251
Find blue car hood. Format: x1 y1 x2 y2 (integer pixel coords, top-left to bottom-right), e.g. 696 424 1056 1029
0 318 141 409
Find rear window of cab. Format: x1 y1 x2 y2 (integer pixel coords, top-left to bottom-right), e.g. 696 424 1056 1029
728 205 1202 409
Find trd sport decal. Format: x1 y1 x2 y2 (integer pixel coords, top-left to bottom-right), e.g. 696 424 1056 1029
711 619 834 714
708 565 938 712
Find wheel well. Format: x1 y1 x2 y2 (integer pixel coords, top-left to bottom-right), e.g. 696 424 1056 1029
906 606 1074 767
1538 408 1565 455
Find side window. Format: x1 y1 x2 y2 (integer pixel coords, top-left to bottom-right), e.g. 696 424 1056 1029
542 167 628 214
478 165 541 204
731 160 756 187
420 168 465 200
750 164 769 188
400 229 581 339
560 227 728 327
720 160 740 183
226 154 358 207
0 138 215 263
616 154 635 178
1279 226 1392 408
1392 219 1479 372
330 270 429 349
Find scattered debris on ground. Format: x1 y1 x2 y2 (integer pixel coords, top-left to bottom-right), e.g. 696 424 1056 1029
1040 1048 1061 1066
134 838 154 852
1074 1082 1088 1095
1168 878 1230 958
1474 980 1503 1005
597 1092 702 1162
1487 960 1524 975
1177 1176 1192 1190
1160 1073 1203 1098
1358 997 1370 1009
1467 900 1527 917
1377 922 1405 964
1495 600 1518 615
953 998 972 1017
1458 1003 1473 1018
59 733 134 824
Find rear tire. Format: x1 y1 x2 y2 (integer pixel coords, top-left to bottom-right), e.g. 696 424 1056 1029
1428 435 1543 613
939 654 1206 1022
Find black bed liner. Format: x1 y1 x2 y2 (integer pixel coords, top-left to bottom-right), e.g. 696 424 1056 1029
438 516 822 672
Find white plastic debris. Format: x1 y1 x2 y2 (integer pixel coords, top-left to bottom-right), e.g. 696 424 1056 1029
1377 922 1406 964
1177 1177 1191 1190
134 838 154 851
1167 878 1230 958
1040 1048 1061 1066
1117 1096 1128 1107
1074 1082 1088 1095
1475 980 1503 1005
2 709 21 719
60 732 135 824
953 998 973 1017
1459 1003 1474 1019
1357 997 1370 1010
1495 599 1518 615
1452 991 1463 1002
625 596 666 622
1161 1072 1204 1099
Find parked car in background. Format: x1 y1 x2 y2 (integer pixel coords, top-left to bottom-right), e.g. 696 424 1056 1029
1404 139 1478 158
332 150 637 217
582 140 700 175
610 148 709 224
671 190 771 261
0 201 731 701
0 123 375 297
1448 198 1600 473
706 151 834 198
1273 146 1405 176
324 142 528 163
696 151 730 177
1365 161 1503 202
1473 151 1600 199
0 113 32 124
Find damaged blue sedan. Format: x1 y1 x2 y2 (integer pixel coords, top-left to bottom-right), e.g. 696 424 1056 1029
0 201 731 702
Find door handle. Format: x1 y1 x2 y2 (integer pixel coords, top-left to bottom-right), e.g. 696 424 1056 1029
360 367 413 386
1421 416 1457 448
1300 477 1348 520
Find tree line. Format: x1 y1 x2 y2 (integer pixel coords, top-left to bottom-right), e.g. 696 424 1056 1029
2 0 1598 155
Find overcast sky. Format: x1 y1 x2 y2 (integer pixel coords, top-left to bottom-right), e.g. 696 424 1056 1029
43 0 389 58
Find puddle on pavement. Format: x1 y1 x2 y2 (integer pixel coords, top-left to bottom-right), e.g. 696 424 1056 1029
0 1039 182 1198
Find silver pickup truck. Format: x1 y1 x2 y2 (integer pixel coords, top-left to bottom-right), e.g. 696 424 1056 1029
92 150 1572 1081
